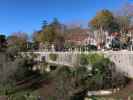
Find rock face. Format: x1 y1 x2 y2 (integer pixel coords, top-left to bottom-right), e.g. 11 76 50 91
30 51 133 78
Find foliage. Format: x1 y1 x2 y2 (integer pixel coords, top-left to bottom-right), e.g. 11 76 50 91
115 16 131 33
107 33 129 50
0 52 16 84
0 50 39 96
90 9 114 31
49 53 58 61
13 57 35 81
33 30 45 44
80 53 104 65
33 18 65 50
9 91 38 100
89 8 131 44
111 37 121 49
6 45 20 59
50 66 90 100
0 82 15 95
120 34 131 49
79 54 129 90
43 26 58 43
0 34 7 51
33 18 62 43
89 9 119 44
44 53 129 99
42 20 48 29
7 32 28 51
108 19 120 33
86 45 97 51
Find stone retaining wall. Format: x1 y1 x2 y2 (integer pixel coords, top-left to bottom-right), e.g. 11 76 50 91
26 51 133 78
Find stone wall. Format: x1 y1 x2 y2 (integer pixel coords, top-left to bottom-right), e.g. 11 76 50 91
31 51 133 78
104 51 133 78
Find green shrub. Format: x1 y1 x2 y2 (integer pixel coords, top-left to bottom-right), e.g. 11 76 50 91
9 92 38 100
0 83 15 96
80 53 104 66
79 53 129 90
49 53 58 61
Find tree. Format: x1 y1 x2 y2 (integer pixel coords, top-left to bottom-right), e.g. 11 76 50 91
91 57 129 89
0 34 7 51
55 35 65 51
43 26 58 43
111 37 121 50
33 30 45 44
50 66 90 100
33 18 65 50
0 50 39 95
79 54 129 90
90 9 114 31
89 10 115 44
49 18 62 31
13 56 36 81
41 54 129 99
33 19 60 44
115 2 133 31
42 20 48 29
115 16 130 33
116 2 133 18
108 19 120 33
7 32 28 51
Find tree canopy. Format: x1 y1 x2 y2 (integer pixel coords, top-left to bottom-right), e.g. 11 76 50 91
90 9 114 31
0 34 7 51
7 32 28 51
33 18 65 50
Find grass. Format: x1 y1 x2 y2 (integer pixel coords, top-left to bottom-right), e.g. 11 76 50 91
8 88 40 100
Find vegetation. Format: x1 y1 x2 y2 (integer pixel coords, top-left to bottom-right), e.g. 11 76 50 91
89 8 132 48
40 54 129 100
80 53 104 65
0 3 132 99
90 10 114 32
7 32 28 51
0 34 7 51
33 18 65 50
0 36 41 98
115 16 131 33
80 54 129 90
49 53 58 61
9 90 39 100
90 9 131 33
0 51 40 94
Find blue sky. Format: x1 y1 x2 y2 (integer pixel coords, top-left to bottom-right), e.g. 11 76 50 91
0 0 132 35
